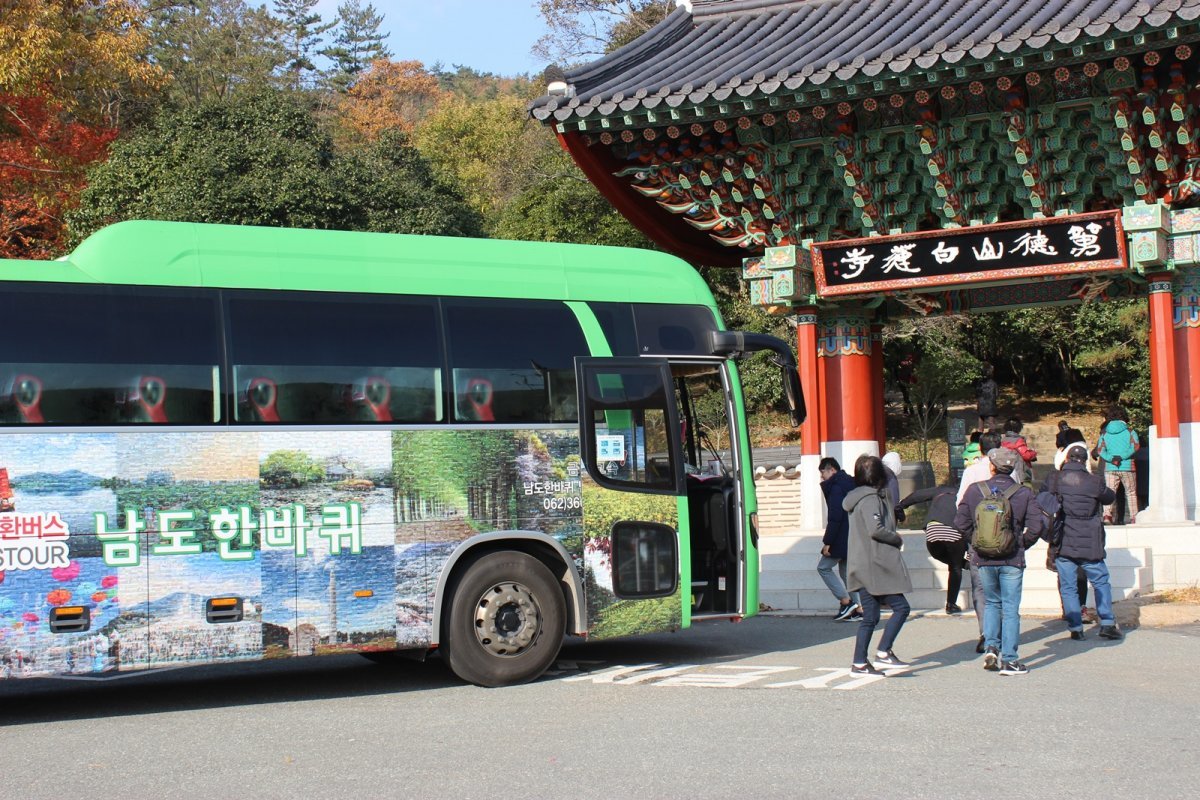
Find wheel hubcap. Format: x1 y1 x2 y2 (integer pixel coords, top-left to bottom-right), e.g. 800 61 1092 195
473 581 541 657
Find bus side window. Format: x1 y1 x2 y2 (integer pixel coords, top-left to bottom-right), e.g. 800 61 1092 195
0 286 221 426
445 299 587 423
226 293 442 424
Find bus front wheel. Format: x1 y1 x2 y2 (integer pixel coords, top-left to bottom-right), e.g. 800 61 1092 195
441 551 565 687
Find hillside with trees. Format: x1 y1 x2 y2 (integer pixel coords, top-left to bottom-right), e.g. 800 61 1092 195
0 0 1152 432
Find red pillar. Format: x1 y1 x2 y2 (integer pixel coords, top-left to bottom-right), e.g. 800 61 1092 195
817 312 878 467
1173 268 1200 425
1148 275 1180 438
796 309 821 458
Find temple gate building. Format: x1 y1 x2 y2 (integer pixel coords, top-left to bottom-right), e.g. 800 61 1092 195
532 0 1200 608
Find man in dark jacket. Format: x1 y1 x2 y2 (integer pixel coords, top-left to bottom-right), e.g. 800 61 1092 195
1043 444 1122 641
818 457 860 621
954 447 1045 676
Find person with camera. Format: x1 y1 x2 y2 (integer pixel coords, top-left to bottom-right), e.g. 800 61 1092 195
1046 443 1122 641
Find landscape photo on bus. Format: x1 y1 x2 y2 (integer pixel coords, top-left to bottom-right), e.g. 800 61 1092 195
0 220 803 687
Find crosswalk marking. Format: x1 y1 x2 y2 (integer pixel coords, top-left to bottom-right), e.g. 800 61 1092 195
558 662 893 690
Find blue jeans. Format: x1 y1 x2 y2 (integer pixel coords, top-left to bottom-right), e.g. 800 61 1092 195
978 565 1023 662
968 554 985 635
817 554 860 605
853 592 910 665
1056 556 1115 630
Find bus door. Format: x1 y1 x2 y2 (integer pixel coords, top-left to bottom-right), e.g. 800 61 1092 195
672 360 744 619
576 358 687 639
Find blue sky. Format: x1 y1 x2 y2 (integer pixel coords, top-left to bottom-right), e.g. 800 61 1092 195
314 0 549 76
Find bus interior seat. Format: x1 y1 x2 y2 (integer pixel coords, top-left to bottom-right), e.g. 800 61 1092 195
348 376 393 422
459 377 495 421
123 374 170 423
8 373 45 423
242 376 280 422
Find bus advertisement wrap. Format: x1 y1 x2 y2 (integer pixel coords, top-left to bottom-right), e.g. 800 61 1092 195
0 428 595 677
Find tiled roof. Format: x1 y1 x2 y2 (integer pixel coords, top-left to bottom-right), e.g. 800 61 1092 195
532 0 1200 123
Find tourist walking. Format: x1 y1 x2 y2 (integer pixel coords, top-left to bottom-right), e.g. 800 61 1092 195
954 448 1045 676
1096 409 1139 524
956 431 1002 653
898 482 968 614
844 455 913 676
1053 420 1086 470
1049 444 1123 641
818 457 860 621
1000 417 1037 485
1045 432 1091 621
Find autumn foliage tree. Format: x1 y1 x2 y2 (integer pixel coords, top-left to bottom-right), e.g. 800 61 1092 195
0 0 161 257
0 94 116 258
335 59 448 142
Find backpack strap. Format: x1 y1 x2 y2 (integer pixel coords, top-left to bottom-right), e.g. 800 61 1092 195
1000 482 1022 501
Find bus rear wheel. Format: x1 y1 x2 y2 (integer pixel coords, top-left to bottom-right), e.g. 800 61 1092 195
441 551 565 687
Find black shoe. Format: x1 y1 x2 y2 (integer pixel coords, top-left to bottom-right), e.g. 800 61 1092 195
1098 625 1123 640
1069 630 1086 641
874 650 910 668
983 648 1000 672
945 603 962 615
833 603 858 622
975 635 985 654
999 661 1029 676
849 608 862 620
850 663 885 676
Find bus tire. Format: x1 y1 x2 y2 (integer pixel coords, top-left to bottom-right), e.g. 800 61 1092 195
441 551 565 687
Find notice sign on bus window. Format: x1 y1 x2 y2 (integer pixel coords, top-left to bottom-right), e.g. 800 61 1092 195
596 435 625 462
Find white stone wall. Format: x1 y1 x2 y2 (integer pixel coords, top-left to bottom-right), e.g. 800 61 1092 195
753 471 803 535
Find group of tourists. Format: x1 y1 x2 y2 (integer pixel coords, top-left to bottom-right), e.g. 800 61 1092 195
817 409 1132 678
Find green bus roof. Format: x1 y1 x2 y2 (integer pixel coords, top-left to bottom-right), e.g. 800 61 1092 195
0 221 718 309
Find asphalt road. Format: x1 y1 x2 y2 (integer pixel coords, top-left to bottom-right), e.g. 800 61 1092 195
2 613 1197 799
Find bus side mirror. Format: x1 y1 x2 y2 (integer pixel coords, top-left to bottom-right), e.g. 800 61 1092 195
709 331 805 428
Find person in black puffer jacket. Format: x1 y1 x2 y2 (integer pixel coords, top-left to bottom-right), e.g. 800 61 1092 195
1041 444 1122 641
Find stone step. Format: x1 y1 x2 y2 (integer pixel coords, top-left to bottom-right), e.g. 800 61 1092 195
760 587 1076 615
760 548 1152 613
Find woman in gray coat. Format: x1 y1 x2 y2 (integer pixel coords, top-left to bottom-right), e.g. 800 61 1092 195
844 454 914 675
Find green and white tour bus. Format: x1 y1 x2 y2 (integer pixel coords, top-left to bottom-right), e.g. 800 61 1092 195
0 221 802 686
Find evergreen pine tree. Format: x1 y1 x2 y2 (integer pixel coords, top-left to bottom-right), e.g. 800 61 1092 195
272 0 335 88
321 0 391 91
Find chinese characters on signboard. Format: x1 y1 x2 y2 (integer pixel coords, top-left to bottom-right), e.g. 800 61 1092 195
811 211 1125 297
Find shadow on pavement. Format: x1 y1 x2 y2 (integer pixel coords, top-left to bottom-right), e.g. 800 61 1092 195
0 652 460 727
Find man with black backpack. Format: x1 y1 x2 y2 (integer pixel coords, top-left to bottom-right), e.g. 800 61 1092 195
954 448 1045 676
1043 443 1122 641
